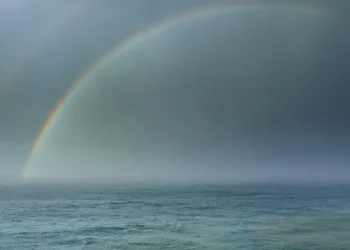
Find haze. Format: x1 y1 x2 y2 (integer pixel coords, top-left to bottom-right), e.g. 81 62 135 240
1 0 349 184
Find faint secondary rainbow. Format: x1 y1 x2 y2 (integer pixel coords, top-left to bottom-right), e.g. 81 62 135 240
22 3 324 177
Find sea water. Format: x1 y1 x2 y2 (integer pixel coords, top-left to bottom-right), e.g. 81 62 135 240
1 183 350 249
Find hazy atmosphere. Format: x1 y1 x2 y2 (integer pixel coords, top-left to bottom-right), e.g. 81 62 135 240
2 1 350 249
1 0 349 183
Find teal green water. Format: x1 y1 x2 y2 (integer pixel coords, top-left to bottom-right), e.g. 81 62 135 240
1 183 350 249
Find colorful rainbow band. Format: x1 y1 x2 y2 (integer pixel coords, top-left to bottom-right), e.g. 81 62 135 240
22 3 324 177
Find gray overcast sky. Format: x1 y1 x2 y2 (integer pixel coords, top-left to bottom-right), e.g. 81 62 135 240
0 0 349 183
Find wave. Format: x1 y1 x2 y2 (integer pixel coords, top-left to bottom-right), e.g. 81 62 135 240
79 226 126 234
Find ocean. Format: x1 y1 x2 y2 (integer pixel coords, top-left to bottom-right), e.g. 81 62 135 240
1 183 350 249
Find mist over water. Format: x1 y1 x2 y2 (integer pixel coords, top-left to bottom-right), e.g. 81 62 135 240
1 2 350 249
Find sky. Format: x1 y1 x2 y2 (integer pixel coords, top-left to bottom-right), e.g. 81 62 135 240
0 0 349 183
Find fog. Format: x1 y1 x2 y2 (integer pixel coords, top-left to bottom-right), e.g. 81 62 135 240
1 1 350 183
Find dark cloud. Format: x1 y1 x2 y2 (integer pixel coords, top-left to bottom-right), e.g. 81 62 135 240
1 1 350 182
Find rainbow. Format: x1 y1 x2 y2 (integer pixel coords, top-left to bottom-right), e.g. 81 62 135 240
22 3 324 177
